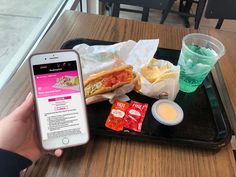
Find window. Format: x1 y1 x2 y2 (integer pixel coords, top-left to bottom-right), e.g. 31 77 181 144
0 0 81 89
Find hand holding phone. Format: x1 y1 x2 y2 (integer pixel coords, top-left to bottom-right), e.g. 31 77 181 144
0 92 63 161
29 50 89 150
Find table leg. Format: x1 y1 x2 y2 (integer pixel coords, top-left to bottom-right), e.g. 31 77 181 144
194 0 206 29
71 0 80 11
181 0 193 28
112 1 120 17
216 19 224 29
142 7 149 22
160 0 175 24
179 0 184 12
80 0 83 12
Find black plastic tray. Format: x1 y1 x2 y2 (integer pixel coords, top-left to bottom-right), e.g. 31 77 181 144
61 38 232 149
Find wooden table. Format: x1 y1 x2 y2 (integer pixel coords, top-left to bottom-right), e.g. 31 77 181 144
0 11 235 177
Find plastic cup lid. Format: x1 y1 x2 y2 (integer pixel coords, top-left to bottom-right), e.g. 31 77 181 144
151 99 184 126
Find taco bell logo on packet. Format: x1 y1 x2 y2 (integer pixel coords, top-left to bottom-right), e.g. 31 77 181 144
111 109 125 118
129 109 141 116
117 102 126 109
133 103 142 110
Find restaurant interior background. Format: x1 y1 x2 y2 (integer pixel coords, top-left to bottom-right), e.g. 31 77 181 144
0 0 236 158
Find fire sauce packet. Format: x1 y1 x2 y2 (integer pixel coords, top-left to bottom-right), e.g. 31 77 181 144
105 100 130 131
124 101 148 132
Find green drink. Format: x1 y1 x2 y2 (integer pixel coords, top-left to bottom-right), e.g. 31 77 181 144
178 33 225 93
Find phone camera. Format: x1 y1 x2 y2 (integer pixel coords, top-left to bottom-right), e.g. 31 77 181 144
44 58 47 60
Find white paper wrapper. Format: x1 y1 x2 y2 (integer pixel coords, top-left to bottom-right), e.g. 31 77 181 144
73 39 159 73
138 60 180 100
73 39 159 104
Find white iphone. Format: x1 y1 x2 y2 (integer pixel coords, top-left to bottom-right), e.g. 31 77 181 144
29 50 89 150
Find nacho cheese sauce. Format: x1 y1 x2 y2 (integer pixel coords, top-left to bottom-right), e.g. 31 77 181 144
156 103 177 121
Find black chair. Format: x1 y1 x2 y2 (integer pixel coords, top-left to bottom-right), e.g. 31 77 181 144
161 0 206 29
100 0 175 23
205 0 236 29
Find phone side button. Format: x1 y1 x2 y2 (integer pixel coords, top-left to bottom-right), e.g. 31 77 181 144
62 137 69 144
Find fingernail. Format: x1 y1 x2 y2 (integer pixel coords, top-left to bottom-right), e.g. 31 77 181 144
26 92 32 101
55 149 63 157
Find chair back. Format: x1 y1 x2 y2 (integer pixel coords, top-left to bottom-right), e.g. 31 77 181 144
100 0 169 9
205 0 236 19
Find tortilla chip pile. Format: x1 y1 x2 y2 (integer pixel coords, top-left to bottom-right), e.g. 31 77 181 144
140 58 178 84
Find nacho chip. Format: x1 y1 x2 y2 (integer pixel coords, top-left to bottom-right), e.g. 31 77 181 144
141 58 177 84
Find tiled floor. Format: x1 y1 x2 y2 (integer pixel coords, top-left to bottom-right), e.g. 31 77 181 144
119 3 236 32
119 4 183 27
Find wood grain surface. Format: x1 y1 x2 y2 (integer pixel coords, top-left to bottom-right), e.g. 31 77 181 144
208 30 236 113
0 11 235 177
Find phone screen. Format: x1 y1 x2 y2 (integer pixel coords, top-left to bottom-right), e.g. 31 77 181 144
33 61 86 141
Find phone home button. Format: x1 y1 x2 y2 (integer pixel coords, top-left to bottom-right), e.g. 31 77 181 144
62 137 69 144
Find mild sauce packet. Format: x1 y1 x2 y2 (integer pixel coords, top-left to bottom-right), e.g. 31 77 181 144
105 100 130 131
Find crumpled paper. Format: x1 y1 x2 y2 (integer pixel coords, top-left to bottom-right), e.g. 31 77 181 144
137 60 180 100
73 39 159 104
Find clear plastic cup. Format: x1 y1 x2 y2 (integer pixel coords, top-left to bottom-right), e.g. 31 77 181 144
178 33 225 93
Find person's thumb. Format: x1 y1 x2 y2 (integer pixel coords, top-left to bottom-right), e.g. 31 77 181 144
11 92 34 120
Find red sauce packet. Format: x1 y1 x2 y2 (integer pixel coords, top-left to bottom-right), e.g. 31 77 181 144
105 100 130 131
124 101 148 132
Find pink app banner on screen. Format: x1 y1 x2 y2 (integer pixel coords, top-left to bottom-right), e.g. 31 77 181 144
35 71 80 98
